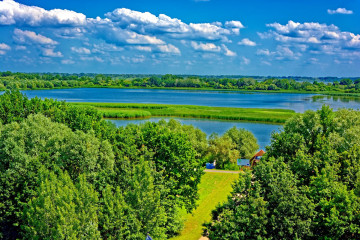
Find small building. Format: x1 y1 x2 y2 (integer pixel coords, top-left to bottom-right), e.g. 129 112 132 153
250 150 265 167
237 159 250 167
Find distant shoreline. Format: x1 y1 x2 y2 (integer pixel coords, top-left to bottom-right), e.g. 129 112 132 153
0 86 358 98
2 71 360 97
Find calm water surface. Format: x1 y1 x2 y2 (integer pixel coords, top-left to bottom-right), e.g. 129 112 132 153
109 117 281 150
19 88 360 112
10 88 358 149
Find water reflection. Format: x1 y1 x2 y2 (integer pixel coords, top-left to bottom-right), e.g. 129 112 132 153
311 95 360 106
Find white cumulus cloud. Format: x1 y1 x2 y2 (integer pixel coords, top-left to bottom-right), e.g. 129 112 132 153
327 8 353 15
222 44 236 57
71 47 91 54
133 46 152 52
241 56 250 65
0 0 86 26
92 22 165 46
256 49 275 56
0 1 249 62
61 59 75 64
42 48 63 57
13 29 58 45
15 45 26 50
262 20 360 59
238 38 256 46
105 8 240 41
157 44 181 54
191 41 221 52
225 21 244 29
0 43 11 50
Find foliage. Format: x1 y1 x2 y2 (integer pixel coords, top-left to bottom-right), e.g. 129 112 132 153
0 114 114 239
225 126 259 159
22 169 101 240
99 185 141 240
0 91 206 239
204 106 360 239
114 121 205 212
207 127 259 169
208 134 239 169
0 90 116 139
1 71 360 94
161 119 208 158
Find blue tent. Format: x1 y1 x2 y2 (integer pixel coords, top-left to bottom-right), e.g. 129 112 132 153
206 162 215 169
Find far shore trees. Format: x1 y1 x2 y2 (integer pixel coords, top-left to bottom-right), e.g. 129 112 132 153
1 71 360 94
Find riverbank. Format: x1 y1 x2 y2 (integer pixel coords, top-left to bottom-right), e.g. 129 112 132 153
71 102 296 123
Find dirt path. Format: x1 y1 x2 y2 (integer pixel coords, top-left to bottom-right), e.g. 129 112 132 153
204 169 242 174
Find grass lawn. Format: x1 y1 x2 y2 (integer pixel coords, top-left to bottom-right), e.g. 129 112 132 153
171 172 240 240
72 102 296 123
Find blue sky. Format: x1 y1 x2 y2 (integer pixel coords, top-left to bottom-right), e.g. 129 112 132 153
0 0 359 76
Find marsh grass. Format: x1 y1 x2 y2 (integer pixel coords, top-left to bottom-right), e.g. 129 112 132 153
72 102 296 123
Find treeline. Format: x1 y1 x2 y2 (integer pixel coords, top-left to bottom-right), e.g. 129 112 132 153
204 106 360 239
0 91 258 239
1 71 360 93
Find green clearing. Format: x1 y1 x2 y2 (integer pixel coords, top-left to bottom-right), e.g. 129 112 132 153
171 172 240 240
72 103 296 123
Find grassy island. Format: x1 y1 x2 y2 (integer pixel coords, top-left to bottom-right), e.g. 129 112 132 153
71 102 296 123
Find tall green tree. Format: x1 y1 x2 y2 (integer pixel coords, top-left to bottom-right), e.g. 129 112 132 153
99 185 141 240
225 126 259 158
0 114 114 238
115 121 204 212
22 169 101 240
207 134 239 169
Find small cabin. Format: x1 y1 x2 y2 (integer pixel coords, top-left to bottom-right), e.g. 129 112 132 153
250 150 265 167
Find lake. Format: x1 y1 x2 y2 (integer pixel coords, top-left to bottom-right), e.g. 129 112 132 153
20 88 360 112
6 87 359 149
109 117 281 150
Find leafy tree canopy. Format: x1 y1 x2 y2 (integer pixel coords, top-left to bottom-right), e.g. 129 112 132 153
204 106 360 239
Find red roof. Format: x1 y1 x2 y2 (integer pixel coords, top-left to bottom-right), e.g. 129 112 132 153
250 150 265 162
253 150 265 158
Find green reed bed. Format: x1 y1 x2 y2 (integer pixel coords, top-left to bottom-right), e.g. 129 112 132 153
101 109 152 118
72 103 296 123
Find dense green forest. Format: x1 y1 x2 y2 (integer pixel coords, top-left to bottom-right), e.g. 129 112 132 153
0 91 202 239
1 71 360 93
2 91 360 239
0 91 258 239
204 106 360 239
